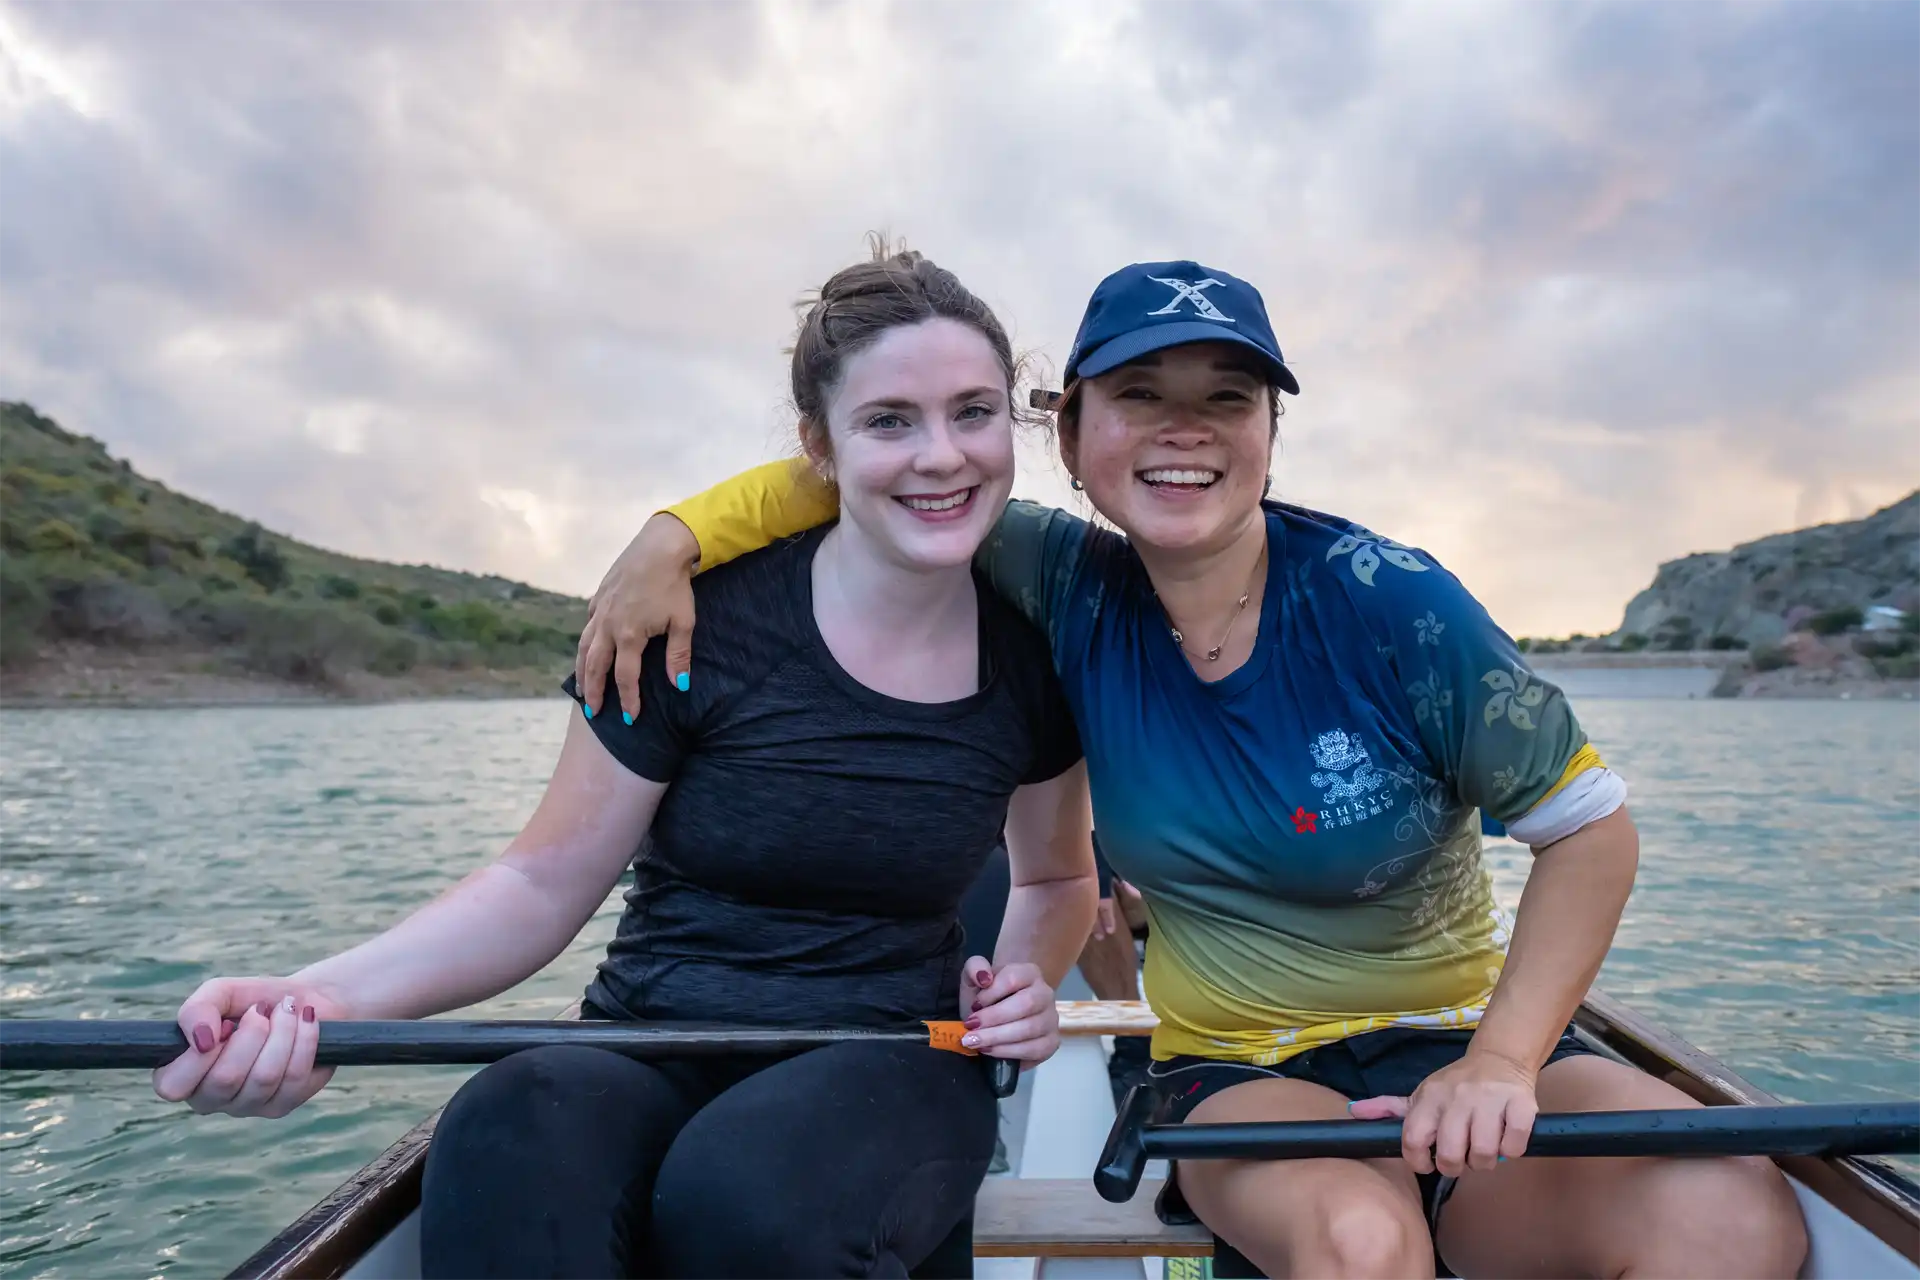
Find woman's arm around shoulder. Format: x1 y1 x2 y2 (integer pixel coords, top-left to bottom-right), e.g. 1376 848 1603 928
573 460 1109 720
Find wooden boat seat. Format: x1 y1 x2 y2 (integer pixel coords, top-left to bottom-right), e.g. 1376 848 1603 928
962 1002 1224 1267
972 1177 1211 1258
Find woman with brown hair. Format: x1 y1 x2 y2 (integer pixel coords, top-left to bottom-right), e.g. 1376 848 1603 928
573 260 1808 1277
151 247 1098 1278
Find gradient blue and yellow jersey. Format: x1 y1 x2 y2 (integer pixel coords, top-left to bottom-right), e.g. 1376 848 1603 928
668 462 1604 1065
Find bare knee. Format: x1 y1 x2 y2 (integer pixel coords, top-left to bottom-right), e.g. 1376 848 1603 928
1637 1157 1808 1278
1306 1196 1431 1280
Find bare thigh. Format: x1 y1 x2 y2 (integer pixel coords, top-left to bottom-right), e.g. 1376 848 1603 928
1436 1055 1807 1279
1178 1077 1435 1280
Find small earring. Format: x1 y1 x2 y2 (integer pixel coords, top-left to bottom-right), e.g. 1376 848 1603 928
1069 478 1085 492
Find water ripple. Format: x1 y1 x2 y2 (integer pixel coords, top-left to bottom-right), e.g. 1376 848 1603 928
1 696 1916 1277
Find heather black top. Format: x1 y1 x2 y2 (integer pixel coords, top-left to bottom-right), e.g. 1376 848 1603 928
564 525 1082 1029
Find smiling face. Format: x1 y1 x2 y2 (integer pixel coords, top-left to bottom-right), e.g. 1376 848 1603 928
810 317 1016 572
1062 341 1274 556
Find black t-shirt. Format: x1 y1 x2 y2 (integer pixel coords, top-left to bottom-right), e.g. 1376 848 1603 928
564 525 1082 1029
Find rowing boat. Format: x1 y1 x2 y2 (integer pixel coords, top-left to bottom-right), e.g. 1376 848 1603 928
225 991 1919 1280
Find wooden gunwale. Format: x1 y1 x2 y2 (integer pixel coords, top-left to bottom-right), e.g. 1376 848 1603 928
1572 987 1919 1263
225 994 1920 1279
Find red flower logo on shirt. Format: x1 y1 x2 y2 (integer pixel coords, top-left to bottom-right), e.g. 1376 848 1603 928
1292 806 1318 834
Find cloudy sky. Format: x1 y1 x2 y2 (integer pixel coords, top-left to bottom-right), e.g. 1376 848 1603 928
3 0 1915 636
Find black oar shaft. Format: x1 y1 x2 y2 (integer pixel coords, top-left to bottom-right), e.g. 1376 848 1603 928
1143 1102 1920 1162
0 1019 1021 1096
2 1020 934 1071
1094 1087 1920 1202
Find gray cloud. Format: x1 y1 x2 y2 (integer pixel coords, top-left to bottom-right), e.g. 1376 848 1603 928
2 0 1914 637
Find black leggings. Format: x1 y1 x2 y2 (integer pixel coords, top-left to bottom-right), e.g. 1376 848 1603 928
419 1039 996 1278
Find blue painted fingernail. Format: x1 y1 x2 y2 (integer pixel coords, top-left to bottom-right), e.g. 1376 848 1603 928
1346 1101 1356 1110
675 671 690 692
622 711 634 725
1497 1155 1508 1163
583 703 595 720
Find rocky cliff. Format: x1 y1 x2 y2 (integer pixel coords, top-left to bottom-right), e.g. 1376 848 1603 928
1614 491 1920 647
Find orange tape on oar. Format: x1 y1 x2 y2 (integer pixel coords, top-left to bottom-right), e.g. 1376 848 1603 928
924 1021 1019 1097
924 1020 974 1055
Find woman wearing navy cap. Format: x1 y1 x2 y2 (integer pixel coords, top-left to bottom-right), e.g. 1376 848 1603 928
575 260 1807 1278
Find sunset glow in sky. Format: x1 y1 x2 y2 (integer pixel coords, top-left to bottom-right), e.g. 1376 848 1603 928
4 1 1915 637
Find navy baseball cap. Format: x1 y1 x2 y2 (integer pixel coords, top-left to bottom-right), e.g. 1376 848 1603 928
1062 260 1299 395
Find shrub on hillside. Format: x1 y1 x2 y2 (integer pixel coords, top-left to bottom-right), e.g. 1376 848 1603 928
1854 633 1917 660
1750 644 1794 673
1653 614 1696 650
220 524 288 592
1806 605 1864 636
424 600 506 645
318 574 362 600
86 510 198 568
184 595 388 684
1872 653 1920 681
0 556 48 666
49 576 178 645
1617 633 1650 652
25 519 88 554
368 635 419 675
1707 634 1748 650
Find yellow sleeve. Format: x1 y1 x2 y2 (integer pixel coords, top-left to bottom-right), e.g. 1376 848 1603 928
1532 743 1607 808
664 458 840 571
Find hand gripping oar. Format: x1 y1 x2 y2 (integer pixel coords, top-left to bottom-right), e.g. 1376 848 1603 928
1094 1083 1920 1202
0 1019 1022 1098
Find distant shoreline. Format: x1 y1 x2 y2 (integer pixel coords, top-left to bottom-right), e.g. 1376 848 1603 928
1529 651 1916 700
3 643 1912 710
0 644 566 710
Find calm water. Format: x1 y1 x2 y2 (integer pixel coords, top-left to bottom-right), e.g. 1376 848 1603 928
2 697 1917 1278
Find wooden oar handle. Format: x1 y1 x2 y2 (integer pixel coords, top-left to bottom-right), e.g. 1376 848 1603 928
0 1019 1021 1094
1094 1087 1920 1202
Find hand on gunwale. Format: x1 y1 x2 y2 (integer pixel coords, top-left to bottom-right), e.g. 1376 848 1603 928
958 957 1060 1066
1347 1048 1539 1177
152 977 355 1119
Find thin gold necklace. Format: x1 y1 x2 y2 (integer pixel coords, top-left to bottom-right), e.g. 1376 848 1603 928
1164 545 1267 663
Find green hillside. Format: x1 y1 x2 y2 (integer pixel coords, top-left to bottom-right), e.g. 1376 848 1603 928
0 401 584 688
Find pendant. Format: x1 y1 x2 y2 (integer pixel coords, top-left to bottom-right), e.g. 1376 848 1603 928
1206 647 1222 661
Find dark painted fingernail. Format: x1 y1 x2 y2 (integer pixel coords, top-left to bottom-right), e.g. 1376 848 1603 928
675 671 690 693
964 1016 982 1030
192 1026 214 1053
221 1020 235 1040
622 711 634 725
255 1000 272 1017
302 1005 316 1024
970 1000 984 1012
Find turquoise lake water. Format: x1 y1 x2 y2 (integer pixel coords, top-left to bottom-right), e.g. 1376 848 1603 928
2 696 1916 1278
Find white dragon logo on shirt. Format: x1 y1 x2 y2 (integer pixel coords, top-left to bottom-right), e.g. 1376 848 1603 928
1308 729 1386 803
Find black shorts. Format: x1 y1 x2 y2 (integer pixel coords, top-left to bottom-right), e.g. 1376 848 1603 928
1147 1025 1593 1232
